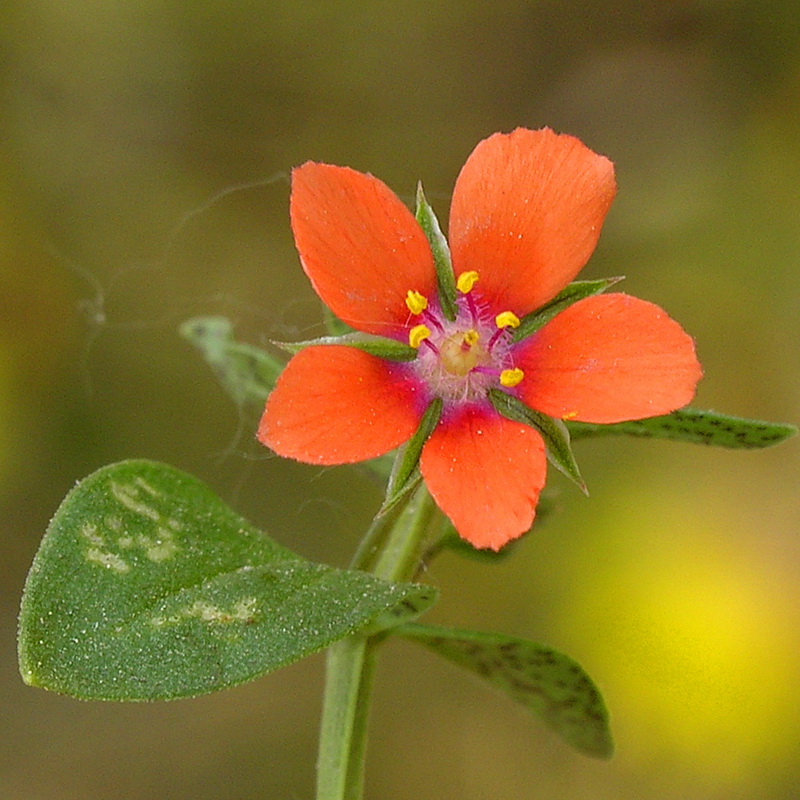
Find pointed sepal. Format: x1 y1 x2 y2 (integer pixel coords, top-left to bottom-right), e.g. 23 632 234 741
276 332 418 362
322 306 355 336
380 398 443 515
415 182 458 321
433 491 558 563
489 389 587 493
513 277 625 343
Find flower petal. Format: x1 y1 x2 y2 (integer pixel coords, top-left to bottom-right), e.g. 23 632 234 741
420 406 546 551
259 345 423 464
449 128 617 316
291 162 437 337
515 293 703 423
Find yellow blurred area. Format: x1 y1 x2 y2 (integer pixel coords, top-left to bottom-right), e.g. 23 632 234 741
566 489 799 786
2 1 799 798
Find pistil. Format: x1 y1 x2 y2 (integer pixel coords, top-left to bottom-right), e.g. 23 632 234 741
404 272 525 403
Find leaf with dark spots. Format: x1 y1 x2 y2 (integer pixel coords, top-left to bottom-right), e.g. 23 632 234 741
567 408 797 449
397 623 613 758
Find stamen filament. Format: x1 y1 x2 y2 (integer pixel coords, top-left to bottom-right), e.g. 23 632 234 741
420 338 439 355
464 291 479 322
487 327 508 351
421 309 444 333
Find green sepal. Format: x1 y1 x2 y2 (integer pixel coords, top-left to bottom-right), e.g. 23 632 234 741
434 522 518 563
567 408 798 449
433 491 558 563
322 306 355 337
397 623 613 759
180 316 285 406
18 460 438 701
489 389 587 493
276 332 418 362
512 277 625 343
380 398 443 515
415 182 458 321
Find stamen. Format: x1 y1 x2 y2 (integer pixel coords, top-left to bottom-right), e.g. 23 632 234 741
495 311 520 329
456 271 480 294
405 290 428 315
409 324 431 349
500 368 524 388
563 410 579 420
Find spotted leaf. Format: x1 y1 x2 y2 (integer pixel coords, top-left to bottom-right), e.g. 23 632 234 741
567 408 797 449
398 623 613 758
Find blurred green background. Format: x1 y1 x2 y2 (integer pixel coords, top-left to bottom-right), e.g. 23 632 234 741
2 1 799 798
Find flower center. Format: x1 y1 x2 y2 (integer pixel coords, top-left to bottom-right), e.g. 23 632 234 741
404 272 524 405
439 329 489 376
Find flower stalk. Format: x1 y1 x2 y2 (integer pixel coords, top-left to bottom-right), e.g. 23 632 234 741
316 487 436 800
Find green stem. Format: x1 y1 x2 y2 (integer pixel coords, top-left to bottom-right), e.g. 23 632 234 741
316 637 377 800
315 487 435 800
348 505 396 573
371 486 436 582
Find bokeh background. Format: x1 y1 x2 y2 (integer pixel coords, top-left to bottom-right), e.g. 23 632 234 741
2 2 799 798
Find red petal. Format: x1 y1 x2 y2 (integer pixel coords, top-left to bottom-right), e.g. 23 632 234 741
258 346 423 464
291 163 437 337
449 128 616 316
515 294 703 423
420 406 546 551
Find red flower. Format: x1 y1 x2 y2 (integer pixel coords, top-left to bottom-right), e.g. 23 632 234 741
258 128 702 550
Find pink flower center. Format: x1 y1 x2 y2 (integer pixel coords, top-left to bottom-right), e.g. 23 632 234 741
405 273 523 406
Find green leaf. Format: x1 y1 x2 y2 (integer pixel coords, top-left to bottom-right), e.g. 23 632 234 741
276 332 417 362
415 182 458 321
180 316 284 406
489 389 587 493
397 624 613 759
380 398 443 515
181 317 400 486
567 408 798 449
513 277 624 342
18 460 438 701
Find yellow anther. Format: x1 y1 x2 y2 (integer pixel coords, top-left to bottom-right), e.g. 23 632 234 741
456 270 480 294
409 324 431 349
405 290 428 315
500 368 524 388
563 410 579 420
462 329 480 347
495 311 521 329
